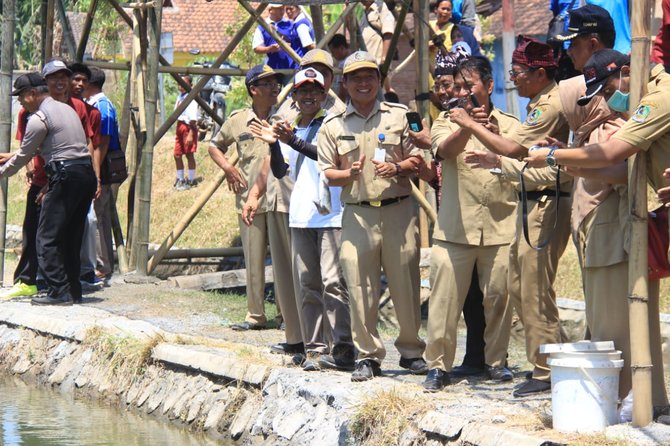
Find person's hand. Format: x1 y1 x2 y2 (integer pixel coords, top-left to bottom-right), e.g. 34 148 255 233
408 119 431 150
349 154 366 179
268 43 280 53
534 136 567 149
471 106 489 125
657 168 670 206
417 159 437 182
186 133 194 148
242 195 259 226
372 159 397 178
273 121 293 144
0 152 13 165
94 181 101 200
250 119 278 144
25 170 34 186
523 147 551 168
484 121 500 135
449 107 476 130
464 150 500 169
224 166 247 194
36 185 48 204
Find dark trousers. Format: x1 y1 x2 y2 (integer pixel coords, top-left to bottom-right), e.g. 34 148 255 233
462 265 486 367
14 184 42 285
37 164 96 300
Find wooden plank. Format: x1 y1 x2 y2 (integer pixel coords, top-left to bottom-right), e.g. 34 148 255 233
169 266 274 291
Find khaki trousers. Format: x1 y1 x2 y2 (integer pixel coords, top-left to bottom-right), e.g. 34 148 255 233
509 196 571 381
584 262 668 406
340 198 425 364
425 240 512 371
94 184 113 276
239 211 301 344
291 227 352 353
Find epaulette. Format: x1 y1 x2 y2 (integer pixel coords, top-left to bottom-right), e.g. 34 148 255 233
228 108 245 119
382 101 408 111
495 109 519 121
323 111 345 124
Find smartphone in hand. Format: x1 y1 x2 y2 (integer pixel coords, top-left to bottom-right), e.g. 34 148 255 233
406 112 423 132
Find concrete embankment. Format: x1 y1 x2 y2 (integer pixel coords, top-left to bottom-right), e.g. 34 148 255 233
0 301 669 445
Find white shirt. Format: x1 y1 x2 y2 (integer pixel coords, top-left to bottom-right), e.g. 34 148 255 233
287 124 342 228
175 92 199 123
294 12 315 47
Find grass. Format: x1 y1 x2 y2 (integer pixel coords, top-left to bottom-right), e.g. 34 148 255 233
349 388 430 446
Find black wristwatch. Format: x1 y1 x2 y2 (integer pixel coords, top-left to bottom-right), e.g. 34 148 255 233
546 147 558 168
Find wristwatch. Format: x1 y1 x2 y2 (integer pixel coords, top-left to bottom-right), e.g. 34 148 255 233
546 147 558 168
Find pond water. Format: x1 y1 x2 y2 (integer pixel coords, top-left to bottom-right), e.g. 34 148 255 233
0 377 223 446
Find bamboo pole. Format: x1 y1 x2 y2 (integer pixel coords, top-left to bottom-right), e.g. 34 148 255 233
411 182 436 223
134 0 162 275
388 49 415 80
414 0 431 248
118 66 132 156
315 2 356 50
55 0 77 58
501 0 519 116
0 0 16 286
76 0 99 62
152 2 267 146
628 0 654 427
148 152 239 274
380 0 408 79
310 4 324 43
40 0 48 65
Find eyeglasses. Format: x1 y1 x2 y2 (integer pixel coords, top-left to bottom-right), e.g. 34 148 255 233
254 81 281 89
433 82 453 93
508 68 537 79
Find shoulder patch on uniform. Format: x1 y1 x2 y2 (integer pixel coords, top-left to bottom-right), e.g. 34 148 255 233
632 104 652 123
525 108 542 126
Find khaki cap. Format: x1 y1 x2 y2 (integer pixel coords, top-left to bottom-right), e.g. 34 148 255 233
300 49 334 71
342 51 379 75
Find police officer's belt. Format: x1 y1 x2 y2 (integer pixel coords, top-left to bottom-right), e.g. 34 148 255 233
353 195 408 207
50 158 92 169
518 190 570 201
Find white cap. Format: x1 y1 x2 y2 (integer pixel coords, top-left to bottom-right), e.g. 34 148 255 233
293 68 325 89
42 60 71 78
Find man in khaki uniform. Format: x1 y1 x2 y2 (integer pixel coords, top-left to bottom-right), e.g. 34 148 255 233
208 65 302 355
455 37 572 397
422 57 518 392
318 51 426 381
525 50 669 409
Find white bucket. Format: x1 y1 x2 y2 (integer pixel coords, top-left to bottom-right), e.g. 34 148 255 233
542 342 623 433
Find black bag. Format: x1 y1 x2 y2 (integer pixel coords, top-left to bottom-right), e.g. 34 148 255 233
100 150 128 185
547 0 577 43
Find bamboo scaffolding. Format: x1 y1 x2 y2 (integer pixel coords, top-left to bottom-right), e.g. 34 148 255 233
151 2 268 146
76 0 99 61
0 0 16 285
414 0 430 248
134 0 162 275
628 0 653 427
310 5 324 42
380 0 408 79
55 0 77 58
315 2 356 49
148 153 240 274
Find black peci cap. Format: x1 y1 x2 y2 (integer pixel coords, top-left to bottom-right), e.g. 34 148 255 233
555 5 615 42
11 72 46 96
577 49 629 106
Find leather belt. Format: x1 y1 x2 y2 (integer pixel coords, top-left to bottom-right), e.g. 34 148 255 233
353 195 409 208
51 158 92 168
519 190 570 201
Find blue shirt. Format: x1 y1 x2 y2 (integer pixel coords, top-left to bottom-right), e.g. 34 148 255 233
88 92 121 152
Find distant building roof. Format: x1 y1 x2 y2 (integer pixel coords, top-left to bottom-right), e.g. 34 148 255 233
482 0 553 39
162 0 239 54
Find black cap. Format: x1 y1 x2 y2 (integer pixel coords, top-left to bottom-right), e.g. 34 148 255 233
11 72 46 96
577 49 629 106
555 5 614 41
245 64 282 87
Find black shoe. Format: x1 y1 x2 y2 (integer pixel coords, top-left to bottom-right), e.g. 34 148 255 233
302 352 321 372
292 353 305 366
423 368 451 392
319 353 356 371
513 378 551 397
73 296 83 304
450 363 487 377
230 321 265 331
525 371 533 380
486 365 514 382
351 359 382 382
399 357 429 375
31 295 73 306
270 342 305 355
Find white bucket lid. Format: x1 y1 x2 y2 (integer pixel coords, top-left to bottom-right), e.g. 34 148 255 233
548 357 624 369
540 341 615 354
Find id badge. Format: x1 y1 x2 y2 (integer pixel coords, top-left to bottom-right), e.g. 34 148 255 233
373 148 386 162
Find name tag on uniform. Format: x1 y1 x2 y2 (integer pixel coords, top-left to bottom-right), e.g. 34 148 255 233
338 135 355 141
239 133 253 141
373 148 386 162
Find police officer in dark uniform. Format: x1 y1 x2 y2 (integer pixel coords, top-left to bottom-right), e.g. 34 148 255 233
2 72 97 305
